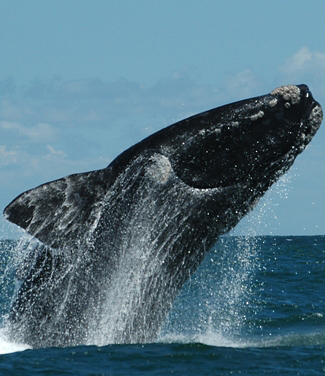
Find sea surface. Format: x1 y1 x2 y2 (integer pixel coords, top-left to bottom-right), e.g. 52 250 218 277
0 236 324 375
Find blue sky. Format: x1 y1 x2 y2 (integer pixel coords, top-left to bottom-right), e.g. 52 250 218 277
1 0 325 237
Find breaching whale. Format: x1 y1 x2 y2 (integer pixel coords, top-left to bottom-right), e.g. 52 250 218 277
3 84 323 348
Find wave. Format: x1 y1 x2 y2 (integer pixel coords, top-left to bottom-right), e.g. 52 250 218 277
159 329 325 349
1 325 324 356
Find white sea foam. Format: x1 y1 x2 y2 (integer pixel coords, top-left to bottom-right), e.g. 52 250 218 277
0 328 30 354
159 328 325 349
159 329 261 349
158 331 246 347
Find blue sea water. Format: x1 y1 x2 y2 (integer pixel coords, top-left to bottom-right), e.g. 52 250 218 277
0 236 324 375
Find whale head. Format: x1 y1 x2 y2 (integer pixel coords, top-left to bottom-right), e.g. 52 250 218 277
163 84 322 191
108 83 322 236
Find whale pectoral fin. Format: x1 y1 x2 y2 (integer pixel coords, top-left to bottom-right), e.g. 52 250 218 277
4 168 114 249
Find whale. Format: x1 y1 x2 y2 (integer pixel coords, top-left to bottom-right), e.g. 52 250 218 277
3 84 323 348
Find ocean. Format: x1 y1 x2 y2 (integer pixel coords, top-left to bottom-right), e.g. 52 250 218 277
0 235 324 375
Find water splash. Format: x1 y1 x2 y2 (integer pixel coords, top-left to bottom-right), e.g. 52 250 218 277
159 171 296 345
159 235 260 345
0 328 30 354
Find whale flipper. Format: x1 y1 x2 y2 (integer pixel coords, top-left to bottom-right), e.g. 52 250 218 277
4 169 116 249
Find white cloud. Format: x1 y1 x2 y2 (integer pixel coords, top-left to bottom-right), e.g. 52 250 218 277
26 123 57 143
223 69 261 100
280 47 325 83
46 144 67 158
281 47 313 74
0 99 34 121
0 145 18 166
0 74 263 129
279 47 325 99
0 145 16 157
1 121 58 143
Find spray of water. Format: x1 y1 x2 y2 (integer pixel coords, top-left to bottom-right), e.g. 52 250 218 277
159 171 297 348
158 235 260 347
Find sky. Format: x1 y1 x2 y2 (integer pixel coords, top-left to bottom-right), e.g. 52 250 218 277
0 0 325 238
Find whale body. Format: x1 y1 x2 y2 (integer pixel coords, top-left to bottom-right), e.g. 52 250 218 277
3 84 323 348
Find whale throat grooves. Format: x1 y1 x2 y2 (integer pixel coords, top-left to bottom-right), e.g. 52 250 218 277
3 84 323 348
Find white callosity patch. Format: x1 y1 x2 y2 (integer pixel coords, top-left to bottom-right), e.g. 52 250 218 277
268 98 278 108
231 98 266 124
308 105 323 134
250 111 264 121
270 85 301 108
299 105 324 148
